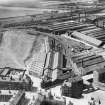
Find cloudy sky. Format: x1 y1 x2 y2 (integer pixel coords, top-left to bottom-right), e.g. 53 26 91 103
0 0 64 8
0 0 43 7
0 0 65 18
0 0 70 8
0 0 44 18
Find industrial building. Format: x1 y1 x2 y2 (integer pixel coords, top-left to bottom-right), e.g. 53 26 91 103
0 67 33 91
93 68 105 90
0 0 105 105
0 90 26 105
9 91 26 105
61 77 83 98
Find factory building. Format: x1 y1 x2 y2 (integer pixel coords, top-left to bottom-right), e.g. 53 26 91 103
61 76 83 98
98 0 105 2
41 50 74 89
0 1 105 102
52 51 63 81
72 24 105 47
0 67 33 91
0 90 26 105
43 51 54 82
71 53 105 75
0 95 12 102
10 91 25 105
93 68 105 90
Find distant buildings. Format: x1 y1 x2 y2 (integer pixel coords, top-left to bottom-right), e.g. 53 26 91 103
98 0 105 2
68 0 98 3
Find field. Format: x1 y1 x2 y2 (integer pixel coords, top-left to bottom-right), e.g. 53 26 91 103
0 30 46 69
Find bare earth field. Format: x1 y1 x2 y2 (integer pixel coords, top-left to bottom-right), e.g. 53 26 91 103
0 30 46 69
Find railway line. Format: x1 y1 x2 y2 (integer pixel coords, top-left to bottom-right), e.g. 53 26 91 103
0 6 104 29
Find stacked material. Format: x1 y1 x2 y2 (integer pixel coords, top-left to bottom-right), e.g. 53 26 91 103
27 42 47 78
